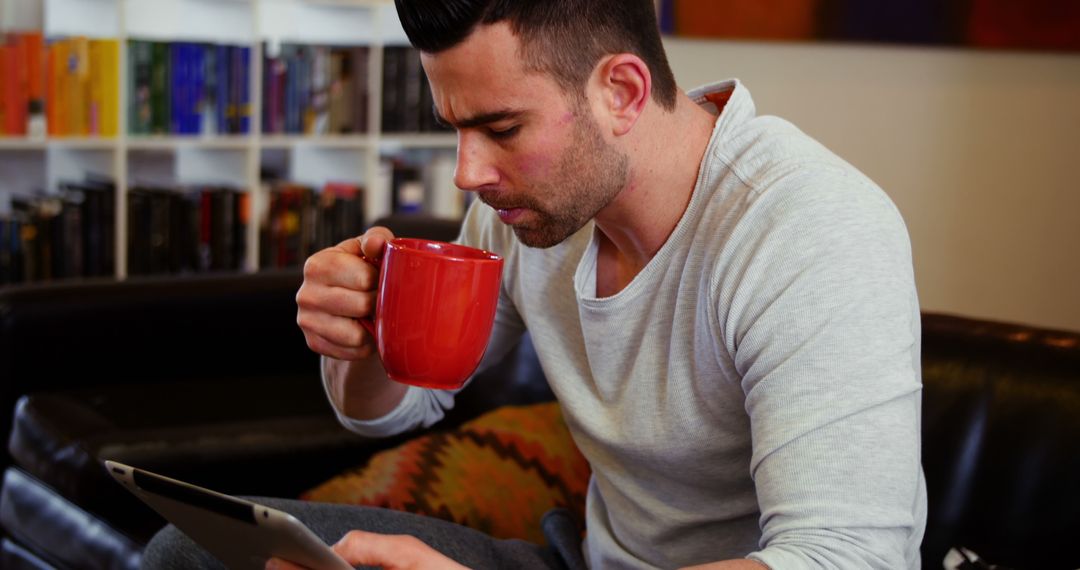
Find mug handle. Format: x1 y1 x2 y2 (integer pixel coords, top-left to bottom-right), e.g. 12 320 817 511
357 251 383 341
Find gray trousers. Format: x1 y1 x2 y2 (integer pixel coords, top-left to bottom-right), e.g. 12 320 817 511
140 498 586 570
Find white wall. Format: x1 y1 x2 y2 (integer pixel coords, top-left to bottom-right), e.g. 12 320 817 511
0 0 43 30
664 37 1080 332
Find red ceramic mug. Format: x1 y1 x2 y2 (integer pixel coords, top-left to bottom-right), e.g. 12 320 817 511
359 238 504 389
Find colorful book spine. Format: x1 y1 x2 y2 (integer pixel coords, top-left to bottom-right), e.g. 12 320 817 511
67 37 90 136
0 33 43 135
86 39 119 136
169 42 205 135
122 40 250 136
0 42 19 134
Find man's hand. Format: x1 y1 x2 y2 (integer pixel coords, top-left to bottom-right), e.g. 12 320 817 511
265 530 469 570
680 559 770 570
296 227 395 362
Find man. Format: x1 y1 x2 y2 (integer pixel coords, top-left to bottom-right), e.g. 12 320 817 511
146 0 926 568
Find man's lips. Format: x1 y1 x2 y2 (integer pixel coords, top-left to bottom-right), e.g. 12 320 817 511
480 196 527 223
494 207 526 224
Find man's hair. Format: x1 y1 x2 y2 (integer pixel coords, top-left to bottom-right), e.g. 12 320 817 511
394 0 678 110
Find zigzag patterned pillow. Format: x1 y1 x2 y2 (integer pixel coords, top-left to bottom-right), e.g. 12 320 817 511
301 401 591 544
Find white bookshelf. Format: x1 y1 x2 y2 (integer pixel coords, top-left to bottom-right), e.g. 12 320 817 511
0 0 458 279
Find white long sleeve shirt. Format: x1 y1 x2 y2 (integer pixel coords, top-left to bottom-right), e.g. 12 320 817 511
330 79 927 569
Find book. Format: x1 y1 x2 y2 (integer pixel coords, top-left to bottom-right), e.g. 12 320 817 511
25 32 46 107
128 40 153 134
238 46 251 134
381 47 403 132
215 44 231 134
309 46 330 135
170 42 205 134
201 45 218 135
400 47 423 133
46 39 66 135
66 37 91 136
149 41 171 134
88 39 120 136
350 47 369 133
0 33 38 135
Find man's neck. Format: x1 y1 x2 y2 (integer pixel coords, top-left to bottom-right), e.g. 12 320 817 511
592 91 717 291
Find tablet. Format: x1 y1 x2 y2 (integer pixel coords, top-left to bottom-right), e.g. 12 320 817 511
105 460 352 570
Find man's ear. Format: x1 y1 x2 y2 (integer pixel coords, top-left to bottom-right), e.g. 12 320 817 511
594 53 651 137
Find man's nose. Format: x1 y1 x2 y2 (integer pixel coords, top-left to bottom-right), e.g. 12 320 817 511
454 133 500 191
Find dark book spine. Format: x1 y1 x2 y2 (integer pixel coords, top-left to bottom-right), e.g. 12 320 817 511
262 45 274 134
295 46 311 134
284 46 299 134
60 193 83 278
103 183 115 276
9 218 25 284
215 44 230 134
400 47 422 133
0 219 10 285
149 189 171 274
198 189 213 271
226 46 239 134
169 43 185 134
126 190 147 275
381 47 402 133
218 188 235 270
238 46 251 134
128 40 152 134
150 42 171 134
354 47 370 133
80 188 101 276
235 191 248 270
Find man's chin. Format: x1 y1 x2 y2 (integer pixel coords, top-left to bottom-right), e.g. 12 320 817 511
512 226 566 249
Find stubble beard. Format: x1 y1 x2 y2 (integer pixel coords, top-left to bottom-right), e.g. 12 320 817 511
510 111 629 249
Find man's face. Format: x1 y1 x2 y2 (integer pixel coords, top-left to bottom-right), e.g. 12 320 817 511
422 24 629 248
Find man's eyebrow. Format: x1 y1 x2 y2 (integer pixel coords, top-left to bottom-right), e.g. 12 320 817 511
432 106 525 130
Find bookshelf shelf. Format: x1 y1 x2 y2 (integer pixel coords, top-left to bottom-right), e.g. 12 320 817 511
50 137 120 149
0 138 47 150
0 0 460 286
259 134 372 149
126 136 253 150
303 0 394 7
0 137 120 150
381 133 457 149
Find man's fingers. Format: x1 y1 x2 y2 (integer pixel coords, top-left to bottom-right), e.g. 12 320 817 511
264 557 305 570
304 228 394 293
304 326 375 362
303 248 378 292
296 285 375 321
333 530 399 565
333 531 467 569
356 226 395 260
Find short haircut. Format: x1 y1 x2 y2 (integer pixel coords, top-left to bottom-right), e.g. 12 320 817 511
394 0 678 110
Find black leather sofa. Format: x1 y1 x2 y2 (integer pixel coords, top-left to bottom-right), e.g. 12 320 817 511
1 232 1078 568
0 268 553 570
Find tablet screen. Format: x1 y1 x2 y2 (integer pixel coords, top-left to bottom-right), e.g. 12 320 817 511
129 467 256 525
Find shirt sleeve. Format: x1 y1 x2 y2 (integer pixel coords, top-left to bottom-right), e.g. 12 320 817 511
720 175 925 568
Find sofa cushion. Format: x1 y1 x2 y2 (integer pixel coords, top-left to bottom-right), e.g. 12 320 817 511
0 270 318 470
0 467 142 570
5 376 393 538
301 402 590 545
920 313 1080 569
